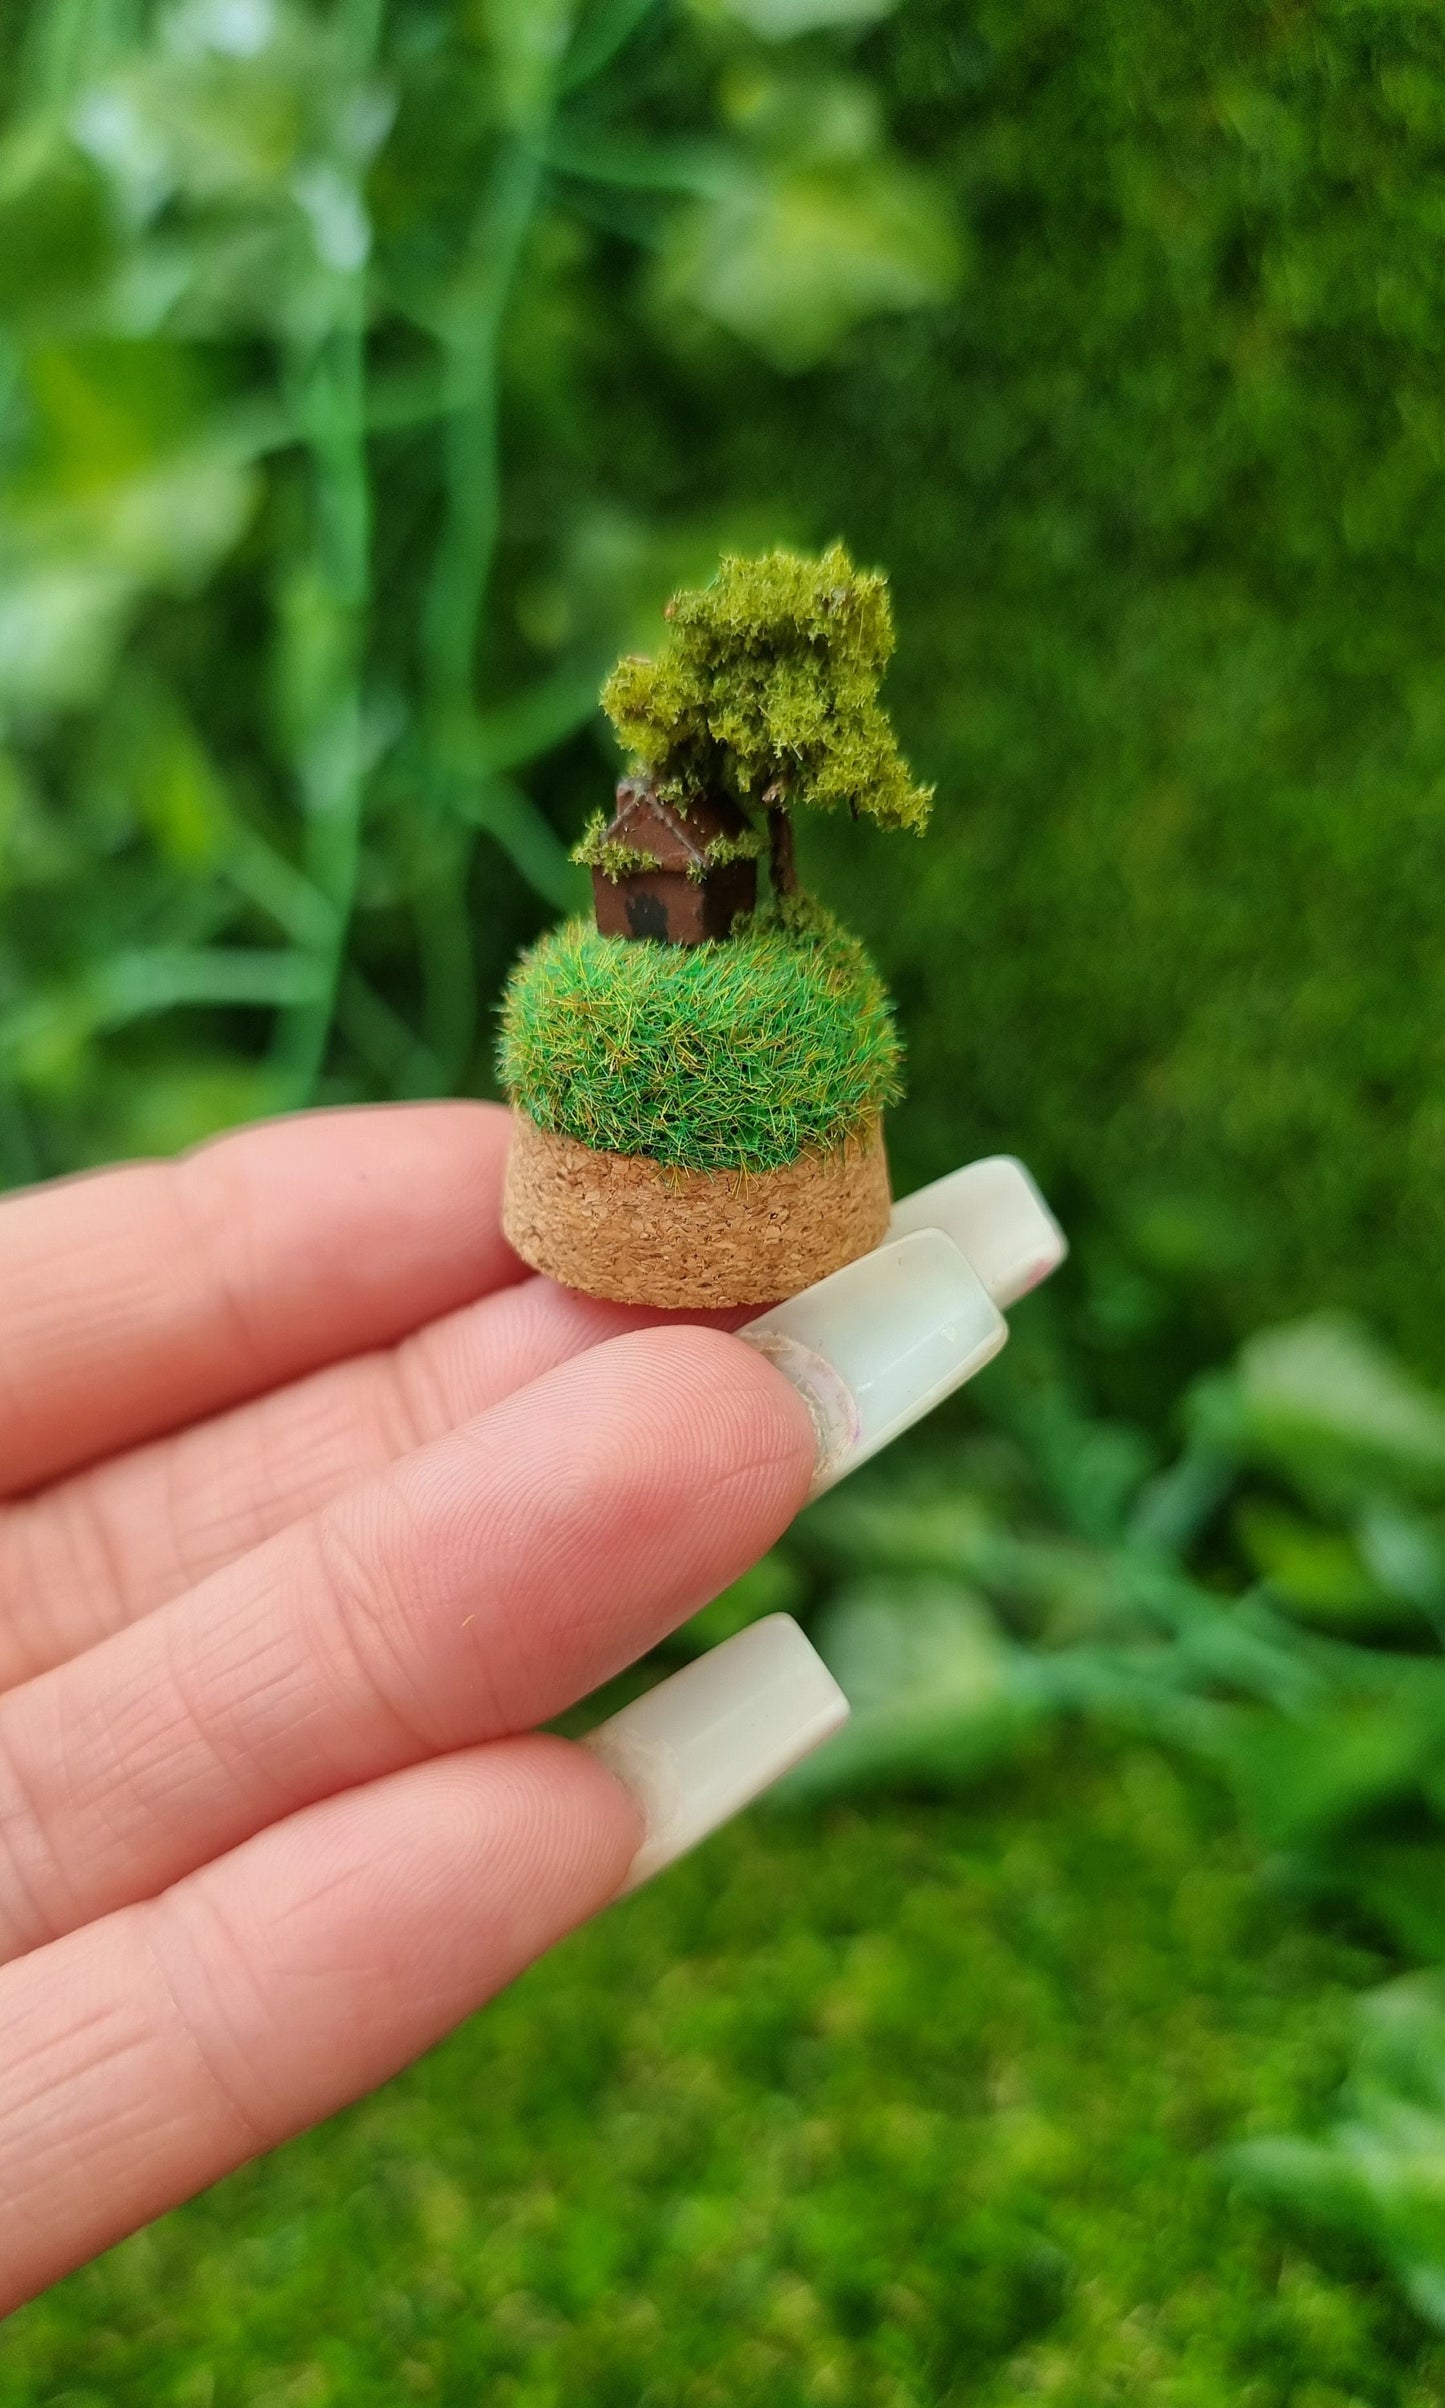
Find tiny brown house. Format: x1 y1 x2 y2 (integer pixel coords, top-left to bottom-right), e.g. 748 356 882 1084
590 779 759 945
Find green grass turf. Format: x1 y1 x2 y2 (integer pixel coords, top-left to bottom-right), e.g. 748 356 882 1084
496 902 902 1174
11 1738 1441 2406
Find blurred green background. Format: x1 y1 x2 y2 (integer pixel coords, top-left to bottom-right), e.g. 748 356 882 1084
12 0 1445 2397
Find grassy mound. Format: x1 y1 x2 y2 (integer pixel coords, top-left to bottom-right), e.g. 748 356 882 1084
497 901 902 1174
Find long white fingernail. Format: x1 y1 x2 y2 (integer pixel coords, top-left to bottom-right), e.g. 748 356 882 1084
740 1229 1006 1498
889 1156 1067 1307
582 1615 848 1891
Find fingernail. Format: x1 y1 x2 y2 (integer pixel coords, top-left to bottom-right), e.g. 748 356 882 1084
889 1156 1067 1307
739 1229 1007 1498
582 1615 849 1891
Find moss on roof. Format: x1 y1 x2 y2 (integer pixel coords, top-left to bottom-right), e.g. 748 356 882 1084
497 898 902 1174
571 809 766 885
570 811 663 882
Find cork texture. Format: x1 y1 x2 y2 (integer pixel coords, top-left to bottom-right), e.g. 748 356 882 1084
503 1113 892 1307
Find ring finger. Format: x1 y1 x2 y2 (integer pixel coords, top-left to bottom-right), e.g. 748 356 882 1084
0 1326 815 1964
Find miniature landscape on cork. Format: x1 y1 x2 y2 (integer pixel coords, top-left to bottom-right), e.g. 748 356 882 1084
497 544 930 1308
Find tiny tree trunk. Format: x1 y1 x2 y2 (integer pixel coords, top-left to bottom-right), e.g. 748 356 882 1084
768 805 797 897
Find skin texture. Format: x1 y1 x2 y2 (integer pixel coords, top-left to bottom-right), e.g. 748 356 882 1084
0 1101 817 2312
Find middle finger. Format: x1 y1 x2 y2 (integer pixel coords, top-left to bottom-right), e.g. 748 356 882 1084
0 1325 814 1965
0 1279 743 1692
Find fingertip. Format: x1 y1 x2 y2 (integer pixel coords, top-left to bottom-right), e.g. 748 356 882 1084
599 1319 820 1500
434 1323 819 1716
468 1732 646 1911
699 1321 823 1502
276 1735 642 2007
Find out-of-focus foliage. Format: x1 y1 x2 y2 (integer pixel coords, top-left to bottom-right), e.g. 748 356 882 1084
651 60 959 370
729 0 1445 1365
0 0 956 1176
789 1314 1445 1900
746 1305 1445 2326
1230 1972 1445 2339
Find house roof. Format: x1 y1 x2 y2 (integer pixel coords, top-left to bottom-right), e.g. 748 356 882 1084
607 780 752 873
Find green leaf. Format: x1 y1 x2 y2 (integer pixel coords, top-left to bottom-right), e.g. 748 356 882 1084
783 1584 1049 1801
655 154 961 372
1229 1973 1445 2332
472 660 607 772
1234 1315 1445 1505
474 0 579 130
0 346 258 719
543 129 737 198
1216 1676 1445 1851
1235 1500 1400 1631
452 770 585 909
0 123 116 326
0 554 134 718
560 0 664 92
1313 1836 1445 1962
705 0 903 35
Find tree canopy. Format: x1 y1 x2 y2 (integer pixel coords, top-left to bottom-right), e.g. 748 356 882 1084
601 544 933 832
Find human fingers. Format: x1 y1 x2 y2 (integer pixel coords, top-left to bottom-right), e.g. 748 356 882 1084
0 1154 1066 1684
0 1277 749 1689
0 1736 639 2313
0 1328 816 1961
0 1103 520 1499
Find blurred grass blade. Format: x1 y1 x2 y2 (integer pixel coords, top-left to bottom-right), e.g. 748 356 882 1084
560 0 663 93
225 833 339 950
93 946 325 1025
714 0 903 32
453 772 585 910
337 968 443 1097
544 132 739 199
473 661 607 773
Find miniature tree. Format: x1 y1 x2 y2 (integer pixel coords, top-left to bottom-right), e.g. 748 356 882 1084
498 543 930 1308
600 542 932 902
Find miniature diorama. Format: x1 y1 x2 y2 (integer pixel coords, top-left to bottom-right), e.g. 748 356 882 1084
498 543 932 1309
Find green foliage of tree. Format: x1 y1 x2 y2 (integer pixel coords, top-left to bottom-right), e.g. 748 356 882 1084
601 542 932 830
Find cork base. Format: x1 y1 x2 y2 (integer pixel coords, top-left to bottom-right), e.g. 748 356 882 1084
502 1113 892 1308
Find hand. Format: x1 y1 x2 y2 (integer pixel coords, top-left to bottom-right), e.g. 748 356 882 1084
0 1104 817 2310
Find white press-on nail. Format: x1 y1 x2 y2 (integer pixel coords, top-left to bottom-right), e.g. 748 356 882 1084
582 1615 848 1891
740 1228 1007 1498
889 1156 1067 1307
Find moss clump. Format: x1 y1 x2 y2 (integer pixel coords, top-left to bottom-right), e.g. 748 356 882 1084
571 811 765 883
694 823 767 878
497 901 902 1173
601 542 932 833
570 811 662 882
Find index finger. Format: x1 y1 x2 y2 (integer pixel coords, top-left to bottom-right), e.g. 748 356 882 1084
0 1103 521 1498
